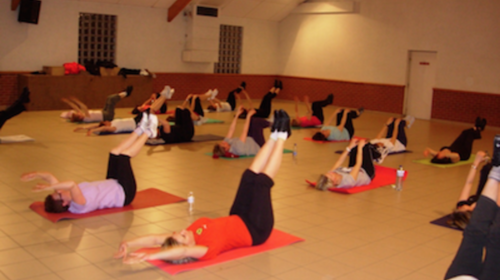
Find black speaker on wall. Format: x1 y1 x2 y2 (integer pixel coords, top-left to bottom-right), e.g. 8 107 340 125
18 0 42 24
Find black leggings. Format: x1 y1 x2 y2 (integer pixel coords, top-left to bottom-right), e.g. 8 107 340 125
226 90 237 111
229 169 274 246
253 92 277 119
247 118 270 147
188 97 204 117
311 97 332 123
433 128 481 163
445 195 500 280
348 144 376 179
386 119 408 147
159 108 194 143
0 97 26 129
336 109 359 139
106 154 136 206
102 94 122 121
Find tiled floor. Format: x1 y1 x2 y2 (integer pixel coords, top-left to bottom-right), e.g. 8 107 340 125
0 100 498 280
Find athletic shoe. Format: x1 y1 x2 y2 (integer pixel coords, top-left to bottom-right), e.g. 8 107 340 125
240 81 246 89
160 86 172 99
125 86 133 97
404 115 416 128
271 110 280 132
278 109 291 138
492 134 500 167
326 94 334 105
209 89 218 100
146 114 159 138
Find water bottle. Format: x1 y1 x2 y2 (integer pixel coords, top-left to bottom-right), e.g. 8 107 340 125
395 165 405 191
293 143 298 160
187 191 194 214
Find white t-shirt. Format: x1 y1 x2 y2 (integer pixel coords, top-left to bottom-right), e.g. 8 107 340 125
111 118 136 133
83 110 104 122
216 102 232 112
370 138 406 163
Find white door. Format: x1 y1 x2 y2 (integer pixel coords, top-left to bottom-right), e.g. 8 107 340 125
405 51 437 120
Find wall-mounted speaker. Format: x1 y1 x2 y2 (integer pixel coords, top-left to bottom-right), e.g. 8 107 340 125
18 0 41 24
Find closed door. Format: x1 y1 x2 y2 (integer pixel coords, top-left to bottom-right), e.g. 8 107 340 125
405 51 437 120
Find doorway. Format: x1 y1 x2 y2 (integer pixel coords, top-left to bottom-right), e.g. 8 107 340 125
405 51 438 120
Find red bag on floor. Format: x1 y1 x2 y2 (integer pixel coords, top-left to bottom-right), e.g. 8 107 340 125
64 62 86 75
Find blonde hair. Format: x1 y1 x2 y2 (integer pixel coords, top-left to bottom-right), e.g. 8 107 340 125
213 143 226 157
316 174 333 191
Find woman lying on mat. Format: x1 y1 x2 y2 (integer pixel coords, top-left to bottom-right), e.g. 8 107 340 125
315 138 381 190
291 94 333 128
60 86 133 123
207 82 246 112
444 135 500 280
236 80 281 119
424 117 486 164
369 116 415 163
131 86 173 114
447 151 492 230
311 107 363 141
180 89 219 125
212 106 270 157
21 112 158 214
0 87 30 130
74 86 175 136
114 110 291 264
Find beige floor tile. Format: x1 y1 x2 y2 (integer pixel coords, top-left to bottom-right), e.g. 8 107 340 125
1 103 498 279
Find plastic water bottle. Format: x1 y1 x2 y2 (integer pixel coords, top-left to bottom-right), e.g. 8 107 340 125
187 191 194 214
395 165 405 191
293 143 298 160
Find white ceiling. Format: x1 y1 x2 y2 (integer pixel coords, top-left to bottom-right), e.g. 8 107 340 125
76 0 305 21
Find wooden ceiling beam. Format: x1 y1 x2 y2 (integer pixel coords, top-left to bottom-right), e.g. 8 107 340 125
11 0 21 11
167 0 192 22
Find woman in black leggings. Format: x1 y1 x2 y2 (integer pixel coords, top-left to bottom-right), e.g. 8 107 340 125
291 94 334 127
424 117 486 164
21 112 158 214
114 110 291 264
445 135 500 280
0 87 30 129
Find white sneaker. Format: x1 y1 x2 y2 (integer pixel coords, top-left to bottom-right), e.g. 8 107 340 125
205 89 213 98
160 86 171 99
404 115 415 128
167 88 175 99
146 114 159 138
210 89 219 100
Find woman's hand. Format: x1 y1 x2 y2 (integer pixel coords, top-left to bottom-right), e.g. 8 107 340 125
348 138 359 149
123 252 148 264
20 172 39 182
358 139 366 148
32 183 51 192
114 242 128 259
247 108 256 117
236 105 245 116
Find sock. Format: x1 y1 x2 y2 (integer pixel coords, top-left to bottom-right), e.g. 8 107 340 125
118 91 127 98
134 127 143 136
270 131 279 141
277 131 288 140
489 166 500 182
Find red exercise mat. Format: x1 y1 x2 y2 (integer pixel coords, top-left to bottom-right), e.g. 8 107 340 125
141 229 304 275
29 188 186 222
306 165 408 194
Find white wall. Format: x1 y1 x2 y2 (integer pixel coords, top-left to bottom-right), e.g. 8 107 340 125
278 0 500 94
0 0 279 74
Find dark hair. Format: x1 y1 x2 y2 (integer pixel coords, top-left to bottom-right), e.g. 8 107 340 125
312 132 327 141
291 119 300 127
44 195 69 213
162 237 197 264
431 156 452 164
213 144 226 157
315 174 332 191
447 209 472 230
70 113 84 122
207 105 217 111
98 121 106 127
